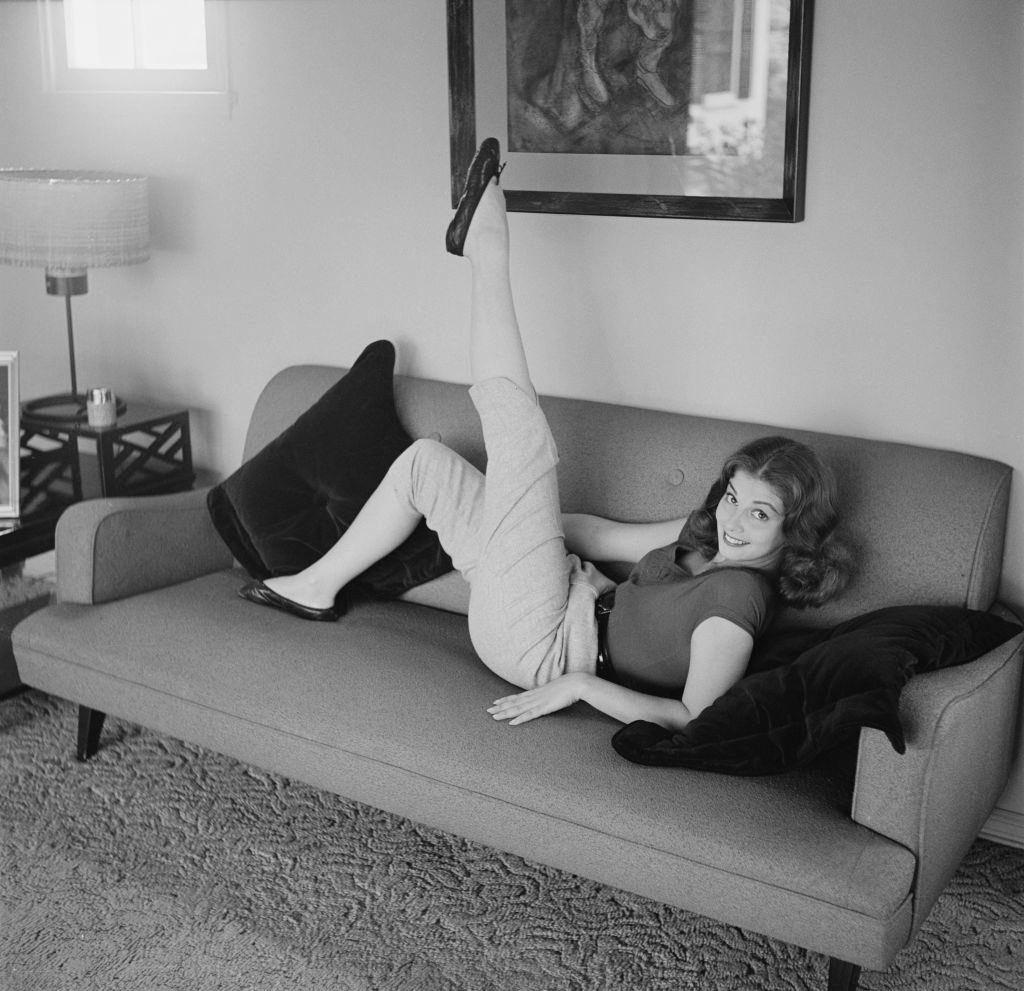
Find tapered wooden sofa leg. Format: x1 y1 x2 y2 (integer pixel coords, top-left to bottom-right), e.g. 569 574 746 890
827 957 861 991
76 706 106 761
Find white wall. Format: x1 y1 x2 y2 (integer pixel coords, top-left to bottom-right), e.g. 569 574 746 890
2 1 1024 818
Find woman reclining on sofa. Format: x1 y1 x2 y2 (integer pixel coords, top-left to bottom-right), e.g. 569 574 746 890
239 139 852 732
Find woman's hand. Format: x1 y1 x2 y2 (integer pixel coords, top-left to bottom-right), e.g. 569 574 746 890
488 673 588 726
579 560 617 597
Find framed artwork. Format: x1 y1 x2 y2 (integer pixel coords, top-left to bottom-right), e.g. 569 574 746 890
0 351 19 518
448 0 814 221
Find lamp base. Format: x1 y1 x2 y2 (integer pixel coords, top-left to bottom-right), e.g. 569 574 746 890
22 393 128 424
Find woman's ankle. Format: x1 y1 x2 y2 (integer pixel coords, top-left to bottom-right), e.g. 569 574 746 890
462 182 509 262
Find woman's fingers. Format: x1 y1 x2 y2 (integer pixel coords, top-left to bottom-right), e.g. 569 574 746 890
488 692 541 725
488 677 581 725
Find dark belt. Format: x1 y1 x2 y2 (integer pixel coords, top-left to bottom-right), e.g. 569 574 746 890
595 588 616 681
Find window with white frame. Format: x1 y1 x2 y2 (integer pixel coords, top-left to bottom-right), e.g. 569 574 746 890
39 0 228 96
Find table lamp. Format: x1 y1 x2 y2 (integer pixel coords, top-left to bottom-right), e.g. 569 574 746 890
0 170 149 421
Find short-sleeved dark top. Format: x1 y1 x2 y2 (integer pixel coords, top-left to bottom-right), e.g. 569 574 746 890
605 527 775 698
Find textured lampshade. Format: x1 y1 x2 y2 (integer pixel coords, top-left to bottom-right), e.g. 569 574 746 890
0 170 150 423
0 170 149 275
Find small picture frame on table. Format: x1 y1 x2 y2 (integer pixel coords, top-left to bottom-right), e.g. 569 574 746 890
0 351 20 519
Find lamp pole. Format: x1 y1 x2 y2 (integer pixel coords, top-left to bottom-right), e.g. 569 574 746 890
44 270 88 410
64 292 78 401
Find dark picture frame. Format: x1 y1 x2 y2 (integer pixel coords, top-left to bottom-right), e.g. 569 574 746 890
0 351 20 519
448 0 814 222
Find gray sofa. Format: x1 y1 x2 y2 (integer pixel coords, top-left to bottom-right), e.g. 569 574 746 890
13 363 1024 991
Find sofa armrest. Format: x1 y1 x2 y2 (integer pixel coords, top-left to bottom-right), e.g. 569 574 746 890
851 632 1023 935
56 487 234 605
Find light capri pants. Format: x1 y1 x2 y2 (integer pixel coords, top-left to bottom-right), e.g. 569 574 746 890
381 376 600 689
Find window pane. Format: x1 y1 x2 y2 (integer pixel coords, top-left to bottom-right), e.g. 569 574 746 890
138 0 208 70
64 0 136 69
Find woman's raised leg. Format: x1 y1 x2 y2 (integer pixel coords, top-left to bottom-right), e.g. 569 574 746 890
461 180 534 397
247 159 596 686
244 183 521 616
454 178 599 688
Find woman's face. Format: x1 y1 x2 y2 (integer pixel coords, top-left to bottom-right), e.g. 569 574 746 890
714 469 786 566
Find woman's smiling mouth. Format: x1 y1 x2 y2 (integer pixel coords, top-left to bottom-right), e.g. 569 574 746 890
722 532 749 547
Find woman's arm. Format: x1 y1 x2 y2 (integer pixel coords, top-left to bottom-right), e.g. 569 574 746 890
488 617 753 731
561 513 687 564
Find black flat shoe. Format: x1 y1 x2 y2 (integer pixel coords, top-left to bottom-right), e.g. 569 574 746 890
238 580 342 622
445 137 505 256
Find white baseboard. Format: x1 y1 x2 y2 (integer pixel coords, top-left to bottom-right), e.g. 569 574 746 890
980 807 1024 849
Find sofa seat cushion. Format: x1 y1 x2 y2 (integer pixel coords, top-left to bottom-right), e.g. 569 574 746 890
13 569 915 923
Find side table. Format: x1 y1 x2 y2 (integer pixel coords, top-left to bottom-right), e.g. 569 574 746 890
21 401 195 499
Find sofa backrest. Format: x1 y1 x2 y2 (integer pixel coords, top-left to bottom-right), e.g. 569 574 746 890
245 365 1012 631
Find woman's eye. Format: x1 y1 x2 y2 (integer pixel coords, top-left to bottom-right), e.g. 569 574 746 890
725 492 738 504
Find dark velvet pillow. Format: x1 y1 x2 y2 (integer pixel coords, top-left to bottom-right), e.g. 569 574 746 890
207 340 453 603
611 605 1021 776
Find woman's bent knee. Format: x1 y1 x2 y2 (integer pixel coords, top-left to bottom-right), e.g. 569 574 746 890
388 438 458 511
388 438 484 574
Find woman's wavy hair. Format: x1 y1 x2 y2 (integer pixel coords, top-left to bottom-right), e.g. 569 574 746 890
687 435 853 609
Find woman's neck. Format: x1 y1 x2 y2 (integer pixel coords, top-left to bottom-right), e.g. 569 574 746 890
686 547 781 576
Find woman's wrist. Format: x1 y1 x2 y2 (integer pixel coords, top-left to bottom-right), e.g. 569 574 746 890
575 673 692 731
574 671 616 712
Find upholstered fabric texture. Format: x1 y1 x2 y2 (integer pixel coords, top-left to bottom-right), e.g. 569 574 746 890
206 340 452 601
612 606 1022 775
